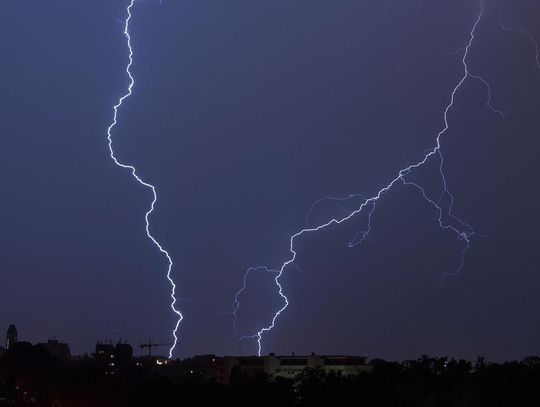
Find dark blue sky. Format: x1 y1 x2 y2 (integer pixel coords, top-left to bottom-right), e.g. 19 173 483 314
1 0 539 361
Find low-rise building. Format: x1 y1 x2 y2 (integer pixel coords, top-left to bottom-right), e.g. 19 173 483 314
219 353 372 383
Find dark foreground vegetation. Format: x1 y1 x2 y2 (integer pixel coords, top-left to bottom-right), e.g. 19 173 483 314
1 343 540 406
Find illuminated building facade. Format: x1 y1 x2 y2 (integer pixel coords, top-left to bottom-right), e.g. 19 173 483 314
213 353 372 383
5 325 17 350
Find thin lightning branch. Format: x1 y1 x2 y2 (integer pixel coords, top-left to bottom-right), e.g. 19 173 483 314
468 73 505 117
107 0 182 359
232 0 498 356
348 201 377 247
499 21 540 71
401 179 472 285
305 193 376 247
231 266 280 337
305 193 366 227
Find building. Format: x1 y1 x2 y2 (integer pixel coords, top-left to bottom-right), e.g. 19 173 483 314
5 325 17 350
36 338 71 360
267 353 371 379
95 343 116 374
226 355 265 380
94 342 134 374
115 342 133 367
218 353 372 383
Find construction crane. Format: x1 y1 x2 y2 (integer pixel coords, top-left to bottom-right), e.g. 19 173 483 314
139 340 173 357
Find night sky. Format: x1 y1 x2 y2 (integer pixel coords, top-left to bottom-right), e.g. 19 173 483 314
1 0 539 361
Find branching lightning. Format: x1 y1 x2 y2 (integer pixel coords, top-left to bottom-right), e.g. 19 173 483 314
107 0 182 358
229 0 504 356
232 266 280 338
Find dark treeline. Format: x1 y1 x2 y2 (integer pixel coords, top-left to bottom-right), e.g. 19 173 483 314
1 343 540 406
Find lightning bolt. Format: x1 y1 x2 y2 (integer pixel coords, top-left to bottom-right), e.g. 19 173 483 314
230 0 502 356
107 0 182 359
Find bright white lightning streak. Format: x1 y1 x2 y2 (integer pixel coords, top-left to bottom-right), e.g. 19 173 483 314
232 0 500 357
107 0 182 359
